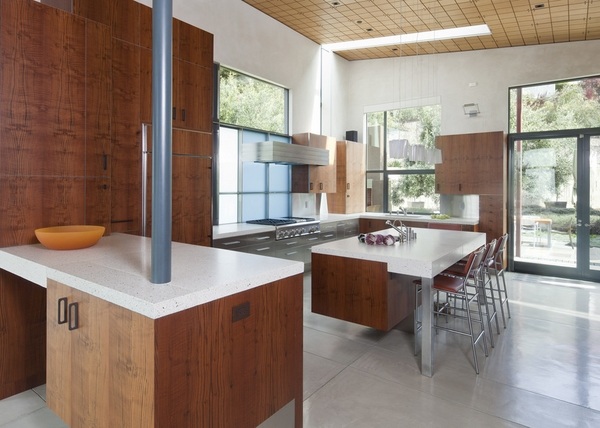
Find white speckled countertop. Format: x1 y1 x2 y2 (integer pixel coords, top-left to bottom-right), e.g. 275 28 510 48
0 233 304 319
311 227 486 278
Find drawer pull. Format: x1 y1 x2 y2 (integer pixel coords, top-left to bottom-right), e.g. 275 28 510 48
255 236 271 241
223 240 241 246
286 251 298 256
324 234 335 238
68 302 79 331
58 297 68 325
256 247 271 252
308 237 319 241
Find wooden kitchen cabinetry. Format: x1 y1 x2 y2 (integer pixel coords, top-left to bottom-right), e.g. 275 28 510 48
0 0 111 245
434 131 506 242
46 276 303 427
312 253 414 331
328 140 366 214
144 128 213 246
435 131 505 195
359 218 476 234
291 133 337 193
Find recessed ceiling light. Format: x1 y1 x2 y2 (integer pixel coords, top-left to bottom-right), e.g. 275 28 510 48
328 0 343 7
533 3 546 9
322 24 491 51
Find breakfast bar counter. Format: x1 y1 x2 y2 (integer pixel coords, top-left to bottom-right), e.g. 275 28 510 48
311 227 486 377
0 234 304 427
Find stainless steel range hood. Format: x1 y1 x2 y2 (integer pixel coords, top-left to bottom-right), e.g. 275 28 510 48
242 141 329 165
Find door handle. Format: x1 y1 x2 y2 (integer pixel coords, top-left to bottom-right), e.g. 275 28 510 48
58 297 68 325
68 302 79 331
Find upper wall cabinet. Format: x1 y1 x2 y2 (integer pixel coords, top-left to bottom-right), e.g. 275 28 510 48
435 131 506 195
291 133 337 193
328 140 365 214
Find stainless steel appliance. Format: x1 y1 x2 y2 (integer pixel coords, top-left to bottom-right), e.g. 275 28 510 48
247 217 321 240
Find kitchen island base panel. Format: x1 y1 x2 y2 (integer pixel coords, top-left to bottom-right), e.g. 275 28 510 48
311 253 415 331
0 270 46 401
47 274 303 428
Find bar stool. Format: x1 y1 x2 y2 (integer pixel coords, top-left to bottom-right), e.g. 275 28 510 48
413 246 488 374
479 240 501 346
486 233 511 328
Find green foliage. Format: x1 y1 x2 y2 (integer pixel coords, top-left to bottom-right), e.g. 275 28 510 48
219 68 286 134
514 78 600 203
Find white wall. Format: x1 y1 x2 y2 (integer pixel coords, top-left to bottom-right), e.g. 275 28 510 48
345 40 600 140
138 1 600 141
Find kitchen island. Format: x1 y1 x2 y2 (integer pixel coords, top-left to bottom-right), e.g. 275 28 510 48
0 233 304 427
311 227 486 377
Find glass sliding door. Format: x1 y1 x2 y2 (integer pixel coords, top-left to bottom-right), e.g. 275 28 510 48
509 131 600 281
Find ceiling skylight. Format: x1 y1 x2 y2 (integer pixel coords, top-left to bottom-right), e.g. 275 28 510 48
322 24 491 52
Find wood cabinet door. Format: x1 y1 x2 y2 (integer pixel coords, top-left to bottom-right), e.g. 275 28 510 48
145 129 213 246
291 134 337 193
47 281 111 428
173 59 213 132
346 141 366 213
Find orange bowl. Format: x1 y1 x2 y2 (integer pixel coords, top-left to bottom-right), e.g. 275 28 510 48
34 225 105 250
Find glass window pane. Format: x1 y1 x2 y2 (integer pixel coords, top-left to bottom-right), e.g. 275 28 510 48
219 67 287 134
268 193 290 218
366 172 384 212
366 112 384 170
510 77 600 133
269 164 290 192
242 162 266 192
218 127 239 193
242 194 266 221
219 194 238 224
388 174 439 214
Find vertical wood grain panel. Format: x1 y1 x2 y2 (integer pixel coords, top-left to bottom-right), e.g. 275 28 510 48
111 38 141 233
154 276 303 427
312 253 412 331
0 270 46 401
46 281 73 425
109 304 155 427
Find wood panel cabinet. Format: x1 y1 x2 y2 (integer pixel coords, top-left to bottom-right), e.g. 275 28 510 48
312 253 414 331
0 270 46 400
328 140 366 214
111 39 142 234
359 218 475 234
0 0 111 246
435 131 505 195
435 131 506 242
144 128 213 246
139 24 213 132
291 133 337 193
47 276 303 428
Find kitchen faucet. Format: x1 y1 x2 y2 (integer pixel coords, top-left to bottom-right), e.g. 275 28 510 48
385 218 416 243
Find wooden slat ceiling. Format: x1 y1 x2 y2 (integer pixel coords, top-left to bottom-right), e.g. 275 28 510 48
243 0 600 60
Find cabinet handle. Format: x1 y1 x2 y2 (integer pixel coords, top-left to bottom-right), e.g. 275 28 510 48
255 247 271 252
255 236 271 241
309 182 314 191
58 297 68 325
181 109 186 122
68 302 79 331
436 183 440 192
223 240 241 246
172 107 177 120
103 154 108 171
319 183 323 191
459 183 462 191
346 183 350 190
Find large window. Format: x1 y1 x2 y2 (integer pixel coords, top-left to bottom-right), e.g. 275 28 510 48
366 105 441 214
216 67 290 224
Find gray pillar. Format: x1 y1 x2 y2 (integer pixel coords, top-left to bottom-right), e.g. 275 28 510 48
151 0 173 284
